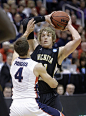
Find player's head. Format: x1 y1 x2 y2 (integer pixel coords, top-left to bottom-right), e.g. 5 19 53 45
38 26 56 48
14 37 29 56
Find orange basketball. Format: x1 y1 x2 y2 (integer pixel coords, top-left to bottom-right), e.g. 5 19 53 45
51 11 69 30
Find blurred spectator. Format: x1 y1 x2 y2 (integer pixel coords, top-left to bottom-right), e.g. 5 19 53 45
78 42 86 59
39 6 47 16
65 9 71 15
79 57 86 74
71 50 79 72
62 58 71 68
0 41 13 62
46 0 58 14
3 83 12 98
77 0 86 27
81 29 86 42
81 28 86 39
72 49 79 59
57 84 64 95
36 0 43 14
78 26 86 42
3 3 14 23
64 84 75 96
14 13 21 32
71 58 80 72
76 26 84 50
70 0 80 15
54 29 61 42
7 0 15 6
0 53 4 71
29 7 38 17
0 54 12 90
53 31 72 58
71 14 79 30
18 0 26 6
53 31 69 48
23 0 35 17
18 4 26 21
78 25 83 36
80 51 86 59
57 0 70 10
10 4 18 20
9 25 23 43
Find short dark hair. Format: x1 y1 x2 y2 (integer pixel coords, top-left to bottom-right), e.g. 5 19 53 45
14 37 29 56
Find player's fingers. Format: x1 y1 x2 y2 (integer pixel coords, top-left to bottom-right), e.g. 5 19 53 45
51 22 55 27
51 11 57 15
32 21 35 25
28 18 34 24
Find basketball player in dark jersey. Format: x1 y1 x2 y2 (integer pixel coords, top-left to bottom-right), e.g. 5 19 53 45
31 40 62 111
0 7 16 42
22 13 81 114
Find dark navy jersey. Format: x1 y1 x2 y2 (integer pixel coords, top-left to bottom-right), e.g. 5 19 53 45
31 45 59 93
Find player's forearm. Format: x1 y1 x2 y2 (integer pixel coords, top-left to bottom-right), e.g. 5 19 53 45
22 16 46 27
22 30 30 39
48 77 58 88
52 78 58 88
68 25 81 41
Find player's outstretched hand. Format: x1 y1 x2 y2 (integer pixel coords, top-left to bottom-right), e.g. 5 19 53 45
45 11 57 27
26 18 35 34
22 18 35 38
62 15 71 31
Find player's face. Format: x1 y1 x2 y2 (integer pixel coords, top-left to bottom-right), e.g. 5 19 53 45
40 31 53 48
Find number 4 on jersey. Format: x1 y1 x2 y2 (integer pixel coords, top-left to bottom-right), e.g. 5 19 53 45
15 67 23 82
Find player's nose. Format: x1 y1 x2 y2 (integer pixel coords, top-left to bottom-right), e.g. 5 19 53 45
44 35 48 39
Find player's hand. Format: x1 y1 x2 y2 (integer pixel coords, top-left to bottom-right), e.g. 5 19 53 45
62 15 71 31
22 18 35 38
26 18 35 33
45 11 56 27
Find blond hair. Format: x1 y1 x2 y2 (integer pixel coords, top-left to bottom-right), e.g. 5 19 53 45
38 26 56 46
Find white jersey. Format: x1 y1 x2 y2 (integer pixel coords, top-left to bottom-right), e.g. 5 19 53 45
10 57 38 99
10 57 64 116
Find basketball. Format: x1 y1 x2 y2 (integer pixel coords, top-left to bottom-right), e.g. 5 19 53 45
51 11 69 30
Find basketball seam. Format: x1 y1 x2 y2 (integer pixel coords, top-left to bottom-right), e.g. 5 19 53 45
51 16 65 29
52 16 69 19
51 17 68 25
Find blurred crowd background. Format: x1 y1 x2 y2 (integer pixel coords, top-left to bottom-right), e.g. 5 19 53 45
0 0 86 98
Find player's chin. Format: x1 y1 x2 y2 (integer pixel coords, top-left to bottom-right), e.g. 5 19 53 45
42 44 50 48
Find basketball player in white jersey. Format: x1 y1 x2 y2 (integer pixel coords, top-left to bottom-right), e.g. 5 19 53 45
10 19 64 116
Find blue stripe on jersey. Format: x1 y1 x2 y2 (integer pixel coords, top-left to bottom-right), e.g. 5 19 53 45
36 98 62 116
18 57 30 59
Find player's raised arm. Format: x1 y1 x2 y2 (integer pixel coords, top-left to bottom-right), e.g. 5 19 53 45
22 18 35 54
34 63 58 88
0 8 16 42
22 18 35 38
58 18 81 65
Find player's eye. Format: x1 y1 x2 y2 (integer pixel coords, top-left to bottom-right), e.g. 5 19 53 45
42 34 45 37
48 34 51 37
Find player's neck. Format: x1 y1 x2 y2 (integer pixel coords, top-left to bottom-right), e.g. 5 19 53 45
19 52 30 58
19 55 28 58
